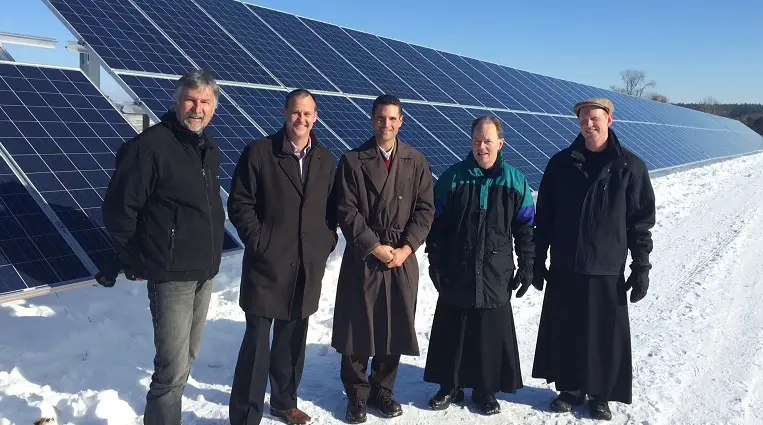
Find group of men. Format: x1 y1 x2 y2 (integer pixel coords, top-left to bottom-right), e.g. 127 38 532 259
101 69 656 425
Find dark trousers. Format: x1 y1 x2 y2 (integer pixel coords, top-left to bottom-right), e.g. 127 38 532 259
143 279 213 425
229 314 309 425
341 354 401 400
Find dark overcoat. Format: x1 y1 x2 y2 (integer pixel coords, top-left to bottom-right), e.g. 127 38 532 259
331 138 435 357
227 128 338 320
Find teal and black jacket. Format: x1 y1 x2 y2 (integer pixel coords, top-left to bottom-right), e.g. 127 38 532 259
425 150 535 308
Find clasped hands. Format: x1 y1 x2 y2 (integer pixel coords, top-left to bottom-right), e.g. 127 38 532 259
372 243 411 268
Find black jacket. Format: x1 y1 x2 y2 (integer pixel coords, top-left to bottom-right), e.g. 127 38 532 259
426 151 535 308
534 130 656 275
227 128 338 320
102 111 226 282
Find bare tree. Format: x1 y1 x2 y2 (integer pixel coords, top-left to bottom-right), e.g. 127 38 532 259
650 93 669 103
700 96 720 114
610 69 657 97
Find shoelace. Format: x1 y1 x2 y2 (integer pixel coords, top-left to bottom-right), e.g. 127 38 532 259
377 388 394 405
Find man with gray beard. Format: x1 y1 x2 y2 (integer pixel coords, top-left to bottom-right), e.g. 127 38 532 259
102 69 227 425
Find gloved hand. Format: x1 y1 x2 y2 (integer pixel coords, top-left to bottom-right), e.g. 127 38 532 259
624 270 649 303
531 262 548 291
95 256 122 288
428 266 442 291
513 266 534 298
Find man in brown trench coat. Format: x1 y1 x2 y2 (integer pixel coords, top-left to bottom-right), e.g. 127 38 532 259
332 94 435 423
227 89 338 425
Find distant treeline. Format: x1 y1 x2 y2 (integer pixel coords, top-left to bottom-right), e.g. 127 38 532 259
675 103 763 136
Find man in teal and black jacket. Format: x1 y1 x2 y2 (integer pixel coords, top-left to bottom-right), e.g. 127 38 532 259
424 116 535 416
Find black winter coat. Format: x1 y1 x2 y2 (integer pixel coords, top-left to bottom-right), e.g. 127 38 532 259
426 151 535 309
102 111 226 282
227 128 338 320
534 130 656 275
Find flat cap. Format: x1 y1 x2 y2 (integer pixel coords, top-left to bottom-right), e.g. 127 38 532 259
573 98 614 116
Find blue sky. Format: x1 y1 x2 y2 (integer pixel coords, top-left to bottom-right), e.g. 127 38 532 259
1 0 761 104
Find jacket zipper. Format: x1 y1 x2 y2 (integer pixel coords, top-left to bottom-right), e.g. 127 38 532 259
202 160 214 271
169 213 176 263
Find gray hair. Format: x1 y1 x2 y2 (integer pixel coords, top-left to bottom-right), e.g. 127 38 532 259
173 69 220 109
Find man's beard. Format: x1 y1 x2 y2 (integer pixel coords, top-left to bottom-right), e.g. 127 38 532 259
183 113 206 132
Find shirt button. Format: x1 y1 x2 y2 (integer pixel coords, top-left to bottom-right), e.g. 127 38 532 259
301 232 307 237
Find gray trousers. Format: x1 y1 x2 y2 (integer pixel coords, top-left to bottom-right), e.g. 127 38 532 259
143 279 214 425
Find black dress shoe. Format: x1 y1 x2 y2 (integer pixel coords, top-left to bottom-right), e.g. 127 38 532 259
368 387 402 418
345 398 367 424
472 392 500 415
588 398 613 421
428 386 465 410
550 391 585 413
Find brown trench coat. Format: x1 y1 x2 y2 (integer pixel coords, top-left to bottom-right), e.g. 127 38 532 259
331 138 435 357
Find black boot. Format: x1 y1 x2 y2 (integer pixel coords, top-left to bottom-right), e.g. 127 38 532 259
345 397 367 424
550 391 585 413
368 386 402 418
588 397 612 421
428 386 465 410
472 391 501 415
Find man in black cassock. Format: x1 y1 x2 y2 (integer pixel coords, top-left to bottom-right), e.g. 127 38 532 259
527 98 656 421
424 116 535 415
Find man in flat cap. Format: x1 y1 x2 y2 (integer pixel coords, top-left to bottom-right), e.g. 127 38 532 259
524 97 655 421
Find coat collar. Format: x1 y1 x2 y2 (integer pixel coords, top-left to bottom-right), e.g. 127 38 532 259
161 110 215 150
569 129 626 165
465 149 505 178
358 136 412 197
357 136 414 160
271 126 324 195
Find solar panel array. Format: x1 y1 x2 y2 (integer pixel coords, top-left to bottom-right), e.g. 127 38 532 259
2 0 762 300
0 61 242 300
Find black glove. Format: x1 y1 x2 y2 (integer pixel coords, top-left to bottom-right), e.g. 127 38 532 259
625 270 649 303
513 266 534 298
532 262 548 291
428 266 442 291
95 256 122 288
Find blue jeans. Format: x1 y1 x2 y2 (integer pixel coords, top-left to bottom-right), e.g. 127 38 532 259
143 279 213 425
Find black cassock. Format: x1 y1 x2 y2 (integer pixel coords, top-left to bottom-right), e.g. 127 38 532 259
532 271 633 404
424 300 523 394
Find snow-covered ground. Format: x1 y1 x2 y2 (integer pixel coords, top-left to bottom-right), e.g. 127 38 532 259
3 151 763 425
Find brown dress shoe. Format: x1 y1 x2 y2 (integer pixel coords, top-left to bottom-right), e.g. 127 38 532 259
270 407 311 424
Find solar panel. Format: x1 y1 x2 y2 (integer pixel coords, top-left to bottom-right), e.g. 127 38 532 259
342 29 455 104
0 62 135 269
299 18 422 101
116 73 264 192
43 0 194 75
247 5 379 96
0 159 90 296
408 44 507 109
198 0 336 91
129 0 279 85
376 38 484 107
